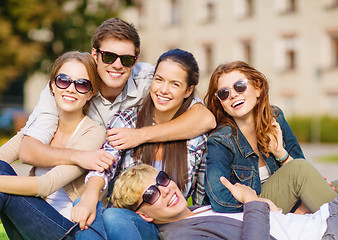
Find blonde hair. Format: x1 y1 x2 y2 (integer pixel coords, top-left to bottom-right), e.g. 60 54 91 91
112 164 158 211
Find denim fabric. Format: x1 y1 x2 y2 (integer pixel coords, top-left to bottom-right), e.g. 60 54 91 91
0 160 76 240
102 208 159 240
74 199 107 240
205 107 305 212
75 202 159 240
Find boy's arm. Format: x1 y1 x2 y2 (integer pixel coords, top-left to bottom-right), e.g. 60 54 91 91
19 137 114 172
107 103 216 149
0 130 22 163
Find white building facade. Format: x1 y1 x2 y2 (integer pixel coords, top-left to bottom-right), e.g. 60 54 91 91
122 0 338 116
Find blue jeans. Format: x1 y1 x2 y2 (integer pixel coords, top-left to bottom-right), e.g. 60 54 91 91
102 208 159 240
75 202 159 240
0 160 77 240
74 199 107 240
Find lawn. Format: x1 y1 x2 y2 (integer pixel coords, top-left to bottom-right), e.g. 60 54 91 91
317 154 338 163
0 224 8 240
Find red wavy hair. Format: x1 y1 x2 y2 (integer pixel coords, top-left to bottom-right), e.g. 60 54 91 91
204 61 279 155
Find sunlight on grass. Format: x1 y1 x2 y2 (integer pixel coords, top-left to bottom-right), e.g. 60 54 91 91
317 154 338 163
0 224 9 240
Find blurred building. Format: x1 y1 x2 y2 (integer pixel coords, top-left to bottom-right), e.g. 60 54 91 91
121 0 338 116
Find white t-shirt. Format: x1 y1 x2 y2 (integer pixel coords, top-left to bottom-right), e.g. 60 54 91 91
189 204 330 240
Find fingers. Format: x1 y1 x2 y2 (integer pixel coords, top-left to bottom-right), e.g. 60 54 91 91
220 176 232 189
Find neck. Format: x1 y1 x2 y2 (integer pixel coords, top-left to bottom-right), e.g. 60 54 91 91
99 82 124 103
234 114 256 135
57 110 85 134
153 208 194 225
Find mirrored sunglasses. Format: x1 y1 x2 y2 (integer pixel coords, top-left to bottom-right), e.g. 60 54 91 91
54 73 92 94
215 79 248 101
135 171 171 211
97 49 137 67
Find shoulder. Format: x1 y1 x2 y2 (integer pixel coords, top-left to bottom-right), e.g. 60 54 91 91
82 117 105 133
271 105 286 123
108 107 138 129
132 62 154 80
208 124 233 142
188 133 207 150
207 124 236 153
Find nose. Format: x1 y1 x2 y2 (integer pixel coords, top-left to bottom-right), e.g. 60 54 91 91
158 185 170 198
111 56 123 69
228 87 238 99
66 82 77 93
160 82 169 94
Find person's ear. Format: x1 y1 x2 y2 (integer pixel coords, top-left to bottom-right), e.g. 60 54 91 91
136 211 154 223
185 85 194 99
91 48 99 63
51 81 56 95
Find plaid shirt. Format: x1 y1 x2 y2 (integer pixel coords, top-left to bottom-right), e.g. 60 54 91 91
85 106 208 205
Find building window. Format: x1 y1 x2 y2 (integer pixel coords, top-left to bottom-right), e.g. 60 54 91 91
332 34 338 67
206 0 216 22
275 0 297 14
242 40 252 64
275 35 298 71
204 44 213 74
234 0 254 19
170 0 180 25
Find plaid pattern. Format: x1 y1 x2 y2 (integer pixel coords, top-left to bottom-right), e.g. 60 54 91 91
85 106 208 205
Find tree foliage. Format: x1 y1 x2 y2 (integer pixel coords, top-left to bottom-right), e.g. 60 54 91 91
0 0 125 97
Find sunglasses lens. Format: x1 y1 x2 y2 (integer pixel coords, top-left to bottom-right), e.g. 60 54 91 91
234 80 247 93
120 55 136 67
101 52 118 64
216 89 230 101
74 79 92 94
143 186 161 205
55 74 71 89
157 171 171 187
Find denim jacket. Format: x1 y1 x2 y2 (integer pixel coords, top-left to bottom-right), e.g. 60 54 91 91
205 106 304 213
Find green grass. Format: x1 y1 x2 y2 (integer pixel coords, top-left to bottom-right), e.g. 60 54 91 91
317 154 338 163
0 224 9 240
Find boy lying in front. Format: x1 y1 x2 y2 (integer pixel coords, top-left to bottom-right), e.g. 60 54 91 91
111 164 338 240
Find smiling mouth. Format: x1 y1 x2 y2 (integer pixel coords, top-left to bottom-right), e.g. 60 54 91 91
62 95 77 102
108 72 123 78
157 95 171 102
231 100 245 108
168 193 178 207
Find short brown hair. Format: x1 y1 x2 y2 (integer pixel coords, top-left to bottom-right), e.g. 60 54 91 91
112 164 158 211
92 17 140 56
49 51 99 115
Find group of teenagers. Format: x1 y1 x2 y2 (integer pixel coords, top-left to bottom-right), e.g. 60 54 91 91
0 17 337 240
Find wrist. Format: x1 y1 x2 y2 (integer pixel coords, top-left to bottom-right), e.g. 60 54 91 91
140 126 151 143
275 151 289 164
273 148 287 160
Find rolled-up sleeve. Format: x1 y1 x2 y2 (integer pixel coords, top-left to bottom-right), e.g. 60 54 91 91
22 84 58 144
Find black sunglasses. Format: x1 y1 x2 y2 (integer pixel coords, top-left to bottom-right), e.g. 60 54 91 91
54 73 92 94
97 49 137 67
135 171 171 211
215 79 248 101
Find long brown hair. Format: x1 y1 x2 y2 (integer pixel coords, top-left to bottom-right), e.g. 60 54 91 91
204 61 279 155
133 49 199 191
